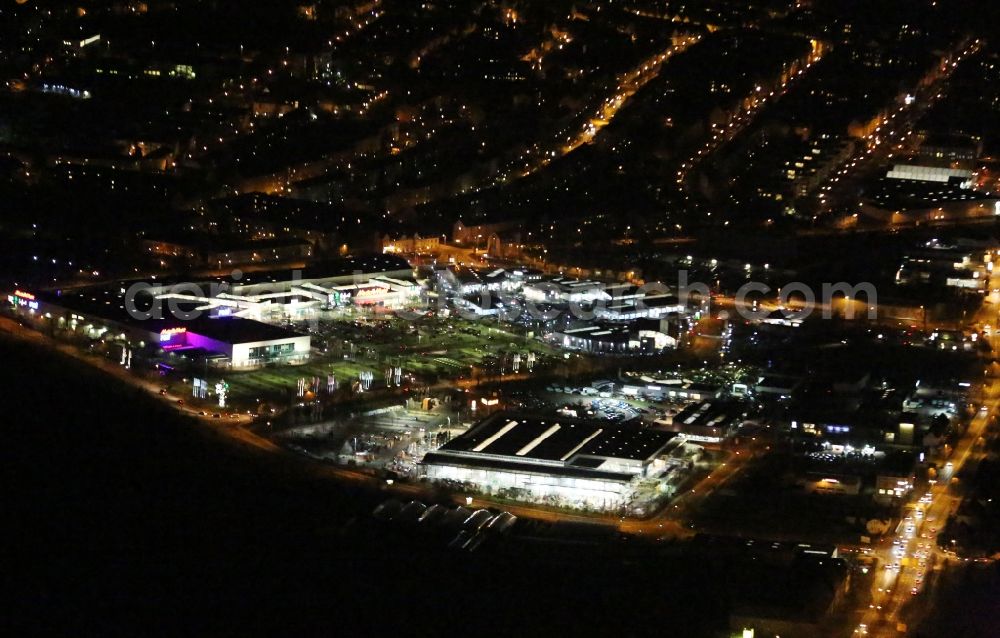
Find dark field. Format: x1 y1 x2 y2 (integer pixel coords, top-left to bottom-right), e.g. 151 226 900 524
3 335 721 637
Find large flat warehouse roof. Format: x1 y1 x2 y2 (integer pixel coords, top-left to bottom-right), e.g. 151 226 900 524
437 412 678 464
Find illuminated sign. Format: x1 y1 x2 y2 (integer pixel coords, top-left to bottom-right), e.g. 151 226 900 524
354 285 392 306
9 290 39 310
355 286 390 299
160 327 187 342
215 380 229 408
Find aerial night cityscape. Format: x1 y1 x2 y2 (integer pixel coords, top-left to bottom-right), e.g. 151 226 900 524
6 1 1000 636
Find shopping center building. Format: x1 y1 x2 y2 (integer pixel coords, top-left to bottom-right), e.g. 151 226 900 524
147 254 420 320
7 287 310 369
422 412 683 509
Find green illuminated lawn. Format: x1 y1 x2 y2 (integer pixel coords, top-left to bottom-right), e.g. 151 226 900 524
205 316 558 403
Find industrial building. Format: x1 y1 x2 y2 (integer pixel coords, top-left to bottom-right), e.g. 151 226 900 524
422 413 683 509
861 164 1000 225
755 374 804 399
620 377 723 402
654 400 746 444
895 238 991 293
